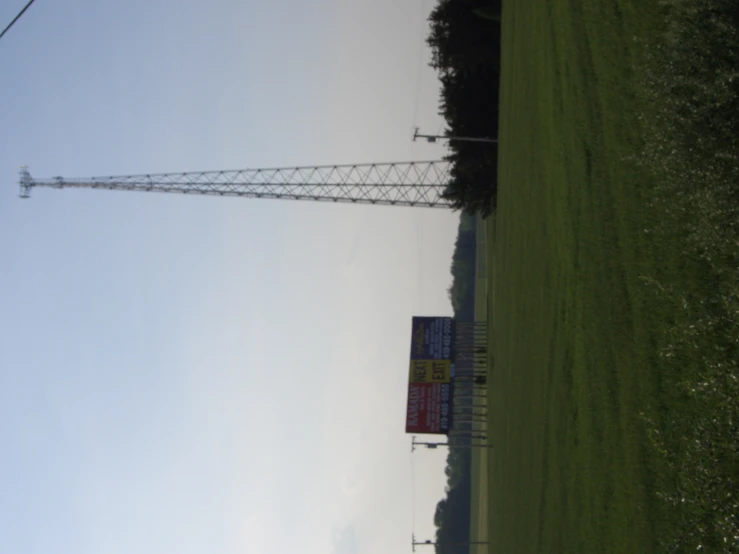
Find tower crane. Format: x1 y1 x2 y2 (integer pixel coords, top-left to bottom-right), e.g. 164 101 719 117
19 160 455 209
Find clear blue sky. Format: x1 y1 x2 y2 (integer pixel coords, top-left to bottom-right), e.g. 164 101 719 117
0 1 460 553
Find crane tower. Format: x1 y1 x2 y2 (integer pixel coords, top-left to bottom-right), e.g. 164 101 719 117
19 160 454 209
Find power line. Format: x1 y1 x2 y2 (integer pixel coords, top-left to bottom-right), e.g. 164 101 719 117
409 453 417 534
412 128 498 144
410 0 429 131
0 0 37 42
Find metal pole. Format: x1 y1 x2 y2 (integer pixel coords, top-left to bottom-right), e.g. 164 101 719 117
413 538 491 548
411 436 492 451
412 127 498 145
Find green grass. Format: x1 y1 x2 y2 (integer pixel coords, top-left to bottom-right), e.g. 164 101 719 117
469 215 491 553
485 0 738 552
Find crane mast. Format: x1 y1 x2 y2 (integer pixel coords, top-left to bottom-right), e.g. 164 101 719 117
19 161 454 209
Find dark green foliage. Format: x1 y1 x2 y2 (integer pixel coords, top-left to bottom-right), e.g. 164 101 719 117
447 213 476 317
638 0 739 550
433 474 472 554
427 0 502 75
427 0 502 216
473 8 501 22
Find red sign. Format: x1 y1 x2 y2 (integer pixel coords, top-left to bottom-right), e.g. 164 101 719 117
405 382 452 434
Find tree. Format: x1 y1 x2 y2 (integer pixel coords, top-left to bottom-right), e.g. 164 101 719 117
427 0 502 216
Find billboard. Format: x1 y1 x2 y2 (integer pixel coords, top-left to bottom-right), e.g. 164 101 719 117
405 317 455 434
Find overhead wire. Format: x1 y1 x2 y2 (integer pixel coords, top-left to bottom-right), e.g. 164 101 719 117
416 217 424 309
411 0 450 154
0 0 38 42
410 0 429 133
410 451 418 535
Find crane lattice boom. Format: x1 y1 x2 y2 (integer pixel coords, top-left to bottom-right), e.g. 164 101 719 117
19 161 454 208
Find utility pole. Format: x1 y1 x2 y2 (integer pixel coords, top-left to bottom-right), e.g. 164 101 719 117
411 436 492 451
412 534 490 551
412 127 498 145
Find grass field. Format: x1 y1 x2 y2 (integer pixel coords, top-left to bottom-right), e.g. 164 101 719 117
485 0 738 552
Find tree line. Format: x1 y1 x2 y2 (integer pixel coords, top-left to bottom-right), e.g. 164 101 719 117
446 213 476 318
429 212 477 554
427 0 502 216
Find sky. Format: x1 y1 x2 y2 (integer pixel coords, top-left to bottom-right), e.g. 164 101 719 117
0 2 460 554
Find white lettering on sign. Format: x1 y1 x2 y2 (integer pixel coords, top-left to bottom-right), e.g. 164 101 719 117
407 386 420 427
